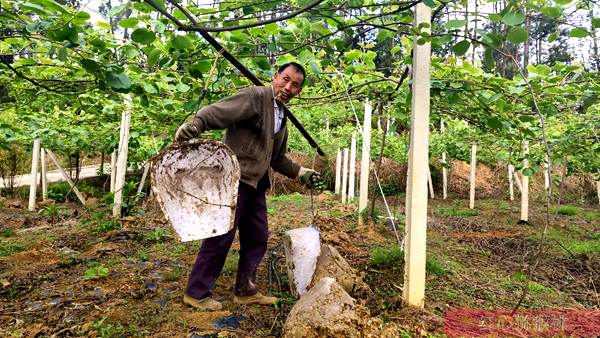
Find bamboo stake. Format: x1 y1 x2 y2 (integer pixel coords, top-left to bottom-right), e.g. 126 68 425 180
28 139 41 211
41 147 48 202
441 120 447 200
341 148 349 203
348 133 357 202
45 149 86 205
110 151 117 193
113 97 132 217
469 144 477 209
358 99 372 223
508 164 515 201
137 162 150 195
403 2 431 309
521 141 529 222
427 166 435 199
514 170 523 193
334 149 341 194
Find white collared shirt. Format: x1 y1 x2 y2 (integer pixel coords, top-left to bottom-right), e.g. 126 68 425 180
272 87 284 134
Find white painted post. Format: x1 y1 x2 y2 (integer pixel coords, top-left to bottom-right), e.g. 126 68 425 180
341 148 349 203
440 120 447 200
110 151 117 193
41 147 48 202
45 149 86 205
403 2 430 309
348 133 357 202
427 166 435 199
28 139 41 211
137 162 150 195
544 155 550 193
334 149 341 194
514 170 523 193
508 164 515 201
358 99 372 223
469 144 477 209
521 141 529 222
113 96 132 217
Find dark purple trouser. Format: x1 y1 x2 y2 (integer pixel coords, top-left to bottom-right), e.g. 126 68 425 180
185 181 268 299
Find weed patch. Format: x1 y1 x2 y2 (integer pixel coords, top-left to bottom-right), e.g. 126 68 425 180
143 227 172 243
0 242 24 256
435 207 480 217
369 245 403 267
426 256 450 276
550 205 579 216
269 193 306 206
1 228 15 238
84 262 110 280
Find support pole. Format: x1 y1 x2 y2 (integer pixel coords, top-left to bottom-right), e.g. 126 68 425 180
508 164 515 201
441 120 447 200
514 170 523 193
28 139 41 211
469 144 477 209
358 99 372 223
110 151 117 193
403 2 431 309
544 154 550 194
341 148 349 203
113 97 132 217
46 149 86 205
597 180 600 206
137 162 150 195
521 141 529 222
348 133 357 202
41 147 48 202
334 149 341 194
427 166 435 199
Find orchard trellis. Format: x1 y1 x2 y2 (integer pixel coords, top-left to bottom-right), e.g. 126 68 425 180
1 0 599 312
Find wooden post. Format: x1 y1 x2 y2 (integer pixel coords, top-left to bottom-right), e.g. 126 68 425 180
28 139 41 211
110 151 117 193
358 99 372 224
45 149 86 205
348 133 357 202
521 141 529 222
113 96 132 217
427 166 435 199
137 162 150 195
544 154 550 194
440 120 447 200
469 144 477 209
41 147 48 202
334 149 341 194
341 148 349 203
403 2 431 309
508 164 515 201
514 170 523 193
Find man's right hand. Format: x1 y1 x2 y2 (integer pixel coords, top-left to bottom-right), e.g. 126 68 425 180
175 122 199 142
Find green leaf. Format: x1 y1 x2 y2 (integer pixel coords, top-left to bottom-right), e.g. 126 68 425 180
486 117 503 130
131 28 156 45
188 60 211 78
451 40 470 56
445 19 467 30
147 48 161 68
507 27 528 44
568 27 589 38
422 0 436 8
553 0 571 5
253 57 272 71
80 58 101 73
548 32 558 43
593 18 600 29
345 49 362 61
264 23 278 34
175 83 190 92
119 18 139 29
143 82 157 94
170 35 193 50
106 72 131 89
522 168 534 177
124 46 139 58
391 45 402 55
47 24 78 45
542 6 562 18
502 12 525 26
57 46 67 61
108 3 128 16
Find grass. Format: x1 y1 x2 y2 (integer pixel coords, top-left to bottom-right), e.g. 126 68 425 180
1 228 15 238
369 245 403 267
0 242 25 256
536 228 600 255
269 193 306 206
584 211 600 222
435 207 480 217
426 256 450 276
549 205 579 216
223 251 239 274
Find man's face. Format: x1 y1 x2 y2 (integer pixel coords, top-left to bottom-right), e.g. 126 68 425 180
272 66 304 104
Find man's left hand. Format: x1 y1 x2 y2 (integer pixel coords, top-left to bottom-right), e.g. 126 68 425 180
299 168 320 187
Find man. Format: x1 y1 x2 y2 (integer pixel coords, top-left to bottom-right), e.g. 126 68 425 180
175 62 320 311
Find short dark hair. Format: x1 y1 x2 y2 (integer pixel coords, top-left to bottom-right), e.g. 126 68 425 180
278 62 306 86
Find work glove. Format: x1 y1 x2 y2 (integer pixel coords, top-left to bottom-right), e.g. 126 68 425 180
175 122 200 142
299 167 321 187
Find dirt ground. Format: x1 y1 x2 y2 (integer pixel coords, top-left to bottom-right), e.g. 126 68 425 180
1 186 599 337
